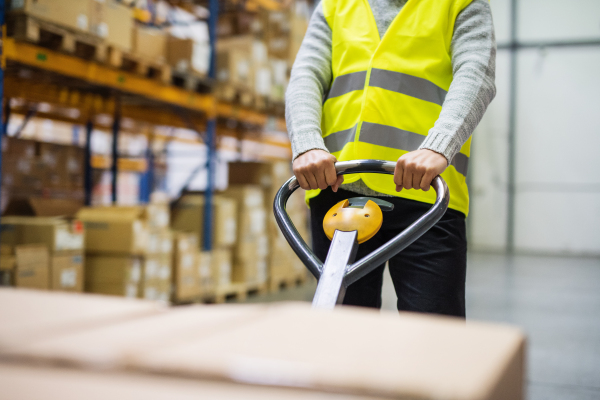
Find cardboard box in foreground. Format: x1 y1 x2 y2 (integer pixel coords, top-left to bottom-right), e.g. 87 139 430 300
0 363 382 400
0 289 525 400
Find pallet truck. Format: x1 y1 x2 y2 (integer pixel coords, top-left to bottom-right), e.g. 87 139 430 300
273 160 449 310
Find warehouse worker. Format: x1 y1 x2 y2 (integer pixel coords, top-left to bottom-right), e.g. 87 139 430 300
286 0 496 317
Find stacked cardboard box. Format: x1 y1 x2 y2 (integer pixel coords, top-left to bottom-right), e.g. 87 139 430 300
132 25 167 62
0 199 85 292
77 201 173 302
9 0 134 52
171 194 237 290
221 186 268 285
213 3 309 106
228 161 310 284
1 138 84 208
9 0 92 34
89 0 134 51
0 245 50 290
171 232 211 303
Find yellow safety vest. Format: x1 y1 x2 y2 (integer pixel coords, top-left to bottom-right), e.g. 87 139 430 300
307 0 474 216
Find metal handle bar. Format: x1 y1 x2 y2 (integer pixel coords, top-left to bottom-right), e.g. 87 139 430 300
273 160 449 286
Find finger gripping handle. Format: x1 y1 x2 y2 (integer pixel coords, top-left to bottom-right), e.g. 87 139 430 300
272 160 449 283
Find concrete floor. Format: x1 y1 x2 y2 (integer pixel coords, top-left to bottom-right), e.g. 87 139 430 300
243 252 600 400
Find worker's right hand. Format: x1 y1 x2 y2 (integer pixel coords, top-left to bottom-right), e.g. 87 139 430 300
293 149 344 192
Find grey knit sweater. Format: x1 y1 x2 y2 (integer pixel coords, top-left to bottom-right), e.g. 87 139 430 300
285 0 496 196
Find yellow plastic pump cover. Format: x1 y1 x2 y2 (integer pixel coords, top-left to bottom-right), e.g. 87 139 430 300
323 199 383 244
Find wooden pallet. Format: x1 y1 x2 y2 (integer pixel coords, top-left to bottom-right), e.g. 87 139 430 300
215 84 255 107
104 46 172 85
209 281 268 303
268 271 308 293
172 71 212 94
8 13 104 62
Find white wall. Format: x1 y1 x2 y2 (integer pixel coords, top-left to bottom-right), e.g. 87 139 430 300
469 0 600 255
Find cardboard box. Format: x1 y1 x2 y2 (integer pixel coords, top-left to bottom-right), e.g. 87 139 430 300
211 248 232 287
133 25 166 61
171 195 238 249
86 281 140 299
14 245 49 290
1 155 44 189
10 0 91 33
142 256 162 283
0 287 163 349
172 232 200 302
143 278 171 303
197 251 213 293
1 296 265 368
141 255 171 302
90 0 133 51
222 185 266 241
1 216 84 253
232 234 268 283
170 195 204 238
166 36 210 75
36 143 84 190
0 293 525 400
215 36 254 89
173 232 199 255
147 229 173 256
77 207 149 255
0 254 17 286
3 137 36 158
132 304 526 400
85 256 142 285
146 202 170 229
214 196 237 247
233 234 268 264
228 161 301 213
1 364 379 400
233 258 268 284
239 207 267 241
3 197 83 218
51 252 84 292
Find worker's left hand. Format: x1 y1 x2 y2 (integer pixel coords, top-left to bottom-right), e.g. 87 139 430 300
394 149 448 192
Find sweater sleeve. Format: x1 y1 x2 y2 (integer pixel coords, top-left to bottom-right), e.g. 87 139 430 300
418 0 497 164
285 2 333 160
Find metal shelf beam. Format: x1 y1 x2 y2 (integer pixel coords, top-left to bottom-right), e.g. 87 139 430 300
4 38 215 116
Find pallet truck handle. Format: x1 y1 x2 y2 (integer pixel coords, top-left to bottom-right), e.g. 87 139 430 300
273 160 449 285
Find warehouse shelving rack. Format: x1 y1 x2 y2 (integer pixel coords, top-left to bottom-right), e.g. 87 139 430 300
0 1 287 251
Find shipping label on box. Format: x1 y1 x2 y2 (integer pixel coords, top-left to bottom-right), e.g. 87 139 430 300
175 232 199 253
146 203 170 229
143 257 161 282
51 252 84 292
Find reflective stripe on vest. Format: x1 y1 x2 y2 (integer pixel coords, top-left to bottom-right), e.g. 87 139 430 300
324 122 470 176
313 0 474 216
326 69 447 106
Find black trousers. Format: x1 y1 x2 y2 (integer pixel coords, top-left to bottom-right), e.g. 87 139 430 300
310 187 467 317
